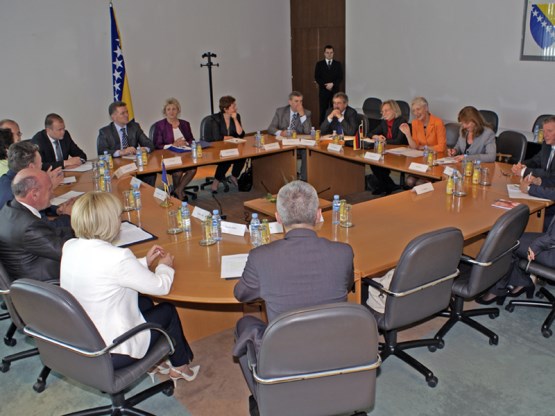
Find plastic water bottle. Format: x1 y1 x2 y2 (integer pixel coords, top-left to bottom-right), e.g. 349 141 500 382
310 127 316 139
337 125 344 141
250 213 261 247
132 183 142 210
533 125 540 143
472 160 481 184
332 195 340 225
181 202 191 232
255 131 262 148
423 145 429 159
103 150 113 169
197 141 203 158
212 209 222 241
136 147 144 169
191 141 198 161
103 169 112 192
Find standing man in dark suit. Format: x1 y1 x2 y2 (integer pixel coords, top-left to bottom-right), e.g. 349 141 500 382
320 92 359 136
314 45 343 124
31 113 87 171
233 181 354 403
0 168 73 281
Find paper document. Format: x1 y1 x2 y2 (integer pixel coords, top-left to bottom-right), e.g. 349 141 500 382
507 184 551 201
62 176 76 184
50 190 84 206
435 157 458 165
221 253 249 279
224 138 246 144
64 162 92 172
113 221 157 247
385 148 424 157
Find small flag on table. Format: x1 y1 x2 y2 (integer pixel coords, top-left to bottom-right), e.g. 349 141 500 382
353 123 363 150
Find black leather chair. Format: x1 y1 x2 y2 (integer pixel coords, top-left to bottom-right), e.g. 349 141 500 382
496 130 527 164
505 259 555 338
240 303 380 416
364 227 463 387
396 100 410 122
445 122 460 148
532 114 554 133
10 279 176 415
362 97 382 132
435 204 530 346
479 109 499 134
198 115 229 192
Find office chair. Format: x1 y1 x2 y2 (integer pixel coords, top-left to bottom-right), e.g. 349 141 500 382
435 204 530 346
531 114 554 133
479 109 499 134
10 278 176 416
396 100 410 122
148 123 199 200
496 130 527 164
363 227 463 387
198 115 229 193
505 259 555 338
445 122 461 149
362 97 382 132
238 303 380 416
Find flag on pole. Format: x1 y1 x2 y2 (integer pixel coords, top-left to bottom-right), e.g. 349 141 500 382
110 2 135 120
161 161 169 194
353 123 362 150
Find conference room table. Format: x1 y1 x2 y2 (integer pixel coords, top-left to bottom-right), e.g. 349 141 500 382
58 139 550 341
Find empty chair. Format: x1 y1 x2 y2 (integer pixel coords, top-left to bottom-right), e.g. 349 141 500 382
496 130 527 164
396 100 410 122
532 114 555 133
364 227 463 387
505 259 555 338
435 204 530 346
198 115 229 192
239 303 380 416
10 279 176 415
362 97 382 131
445 122 460 148
479 109 499 134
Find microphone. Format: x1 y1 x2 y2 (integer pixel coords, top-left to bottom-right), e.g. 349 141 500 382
211 192 227 220
316 186 331 196
260 180 272 194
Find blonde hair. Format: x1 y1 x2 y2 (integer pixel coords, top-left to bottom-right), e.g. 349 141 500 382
162 97 181 116
381 100 402 118
71 192 122 243
411 96 429 110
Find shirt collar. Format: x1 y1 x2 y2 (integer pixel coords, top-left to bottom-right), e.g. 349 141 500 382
18 200 42 219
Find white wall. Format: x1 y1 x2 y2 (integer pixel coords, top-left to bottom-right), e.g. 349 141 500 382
346 0 552 132
0 0 291 158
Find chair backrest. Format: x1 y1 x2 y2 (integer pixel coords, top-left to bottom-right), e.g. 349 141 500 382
445 122 460 148
0 261 26 330
148 123 156 141
199 115 219 142
10 279 114 391
383 227 464 330
396 100 410 122
362 97 382 120
496 130 527 164
464 204 530 297
479 109 499 133
532 114 554 132
256 303 379 416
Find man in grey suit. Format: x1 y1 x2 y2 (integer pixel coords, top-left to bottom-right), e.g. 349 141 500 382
233 181 354 405
320 92 359 136
267 91 312 136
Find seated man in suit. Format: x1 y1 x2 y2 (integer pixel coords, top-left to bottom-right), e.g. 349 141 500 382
0 119 23 142
0 168 73 281
233 180 354 403
97 101 156 185
31 113 87 170
267 91 312 137
512 116 555 179
320 92 359 136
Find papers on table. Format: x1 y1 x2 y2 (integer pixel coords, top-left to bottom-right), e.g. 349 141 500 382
122 155 136 160
50 190 84 206
221 253 249 279
435 157 458 165
507 184 551 201
163 144 191 153
113 221 157 248
64 162 93 172
385 148 424 158
62 176 76 184
224 138 247 144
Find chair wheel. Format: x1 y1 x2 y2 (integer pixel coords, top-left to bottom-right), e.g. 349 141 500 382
4 337 16 347
162 385 174 397
1 361 10 372
437 339 445 349
537 291 544 299
428 345 437 352
488 313 498 319
191 194 197 200
489 336 499 346
505 304 515 312
426 376 438 388
33 381 46 393
542 328 552 338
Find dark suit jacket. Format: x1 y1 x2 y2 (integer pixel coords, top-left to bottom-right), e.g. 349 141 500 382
314 59 343 93
369 117 408 145
152 118 194 149
31 130 87 170
320 106 359 136
209 112 245 141
0 200 73 281
97 121 153 156
523 144 555 178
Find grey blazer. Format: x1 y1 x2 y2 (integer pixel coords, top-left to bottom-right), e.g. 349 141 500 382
453 127 496 162
97 121 153 156
267 105 312 135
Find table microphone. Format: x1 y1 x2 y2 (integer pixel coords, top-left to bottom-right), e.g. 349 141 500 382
211 192 227 220
316 186 331 195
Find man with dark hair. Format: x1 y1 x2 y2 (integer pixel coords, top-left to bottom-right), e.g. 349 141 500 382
320 92 359 136
314 45 343 124
0 128 14 176
31 113 87 170
0 168 73 281
0 119 23 142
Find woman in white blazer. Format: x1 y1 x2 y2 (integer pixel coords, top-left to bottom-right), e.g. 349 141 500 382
60 192 199 385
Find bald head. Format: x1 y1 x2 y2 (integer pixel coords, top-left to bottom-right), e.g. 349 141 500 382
0 119 22 143
12 168 52 210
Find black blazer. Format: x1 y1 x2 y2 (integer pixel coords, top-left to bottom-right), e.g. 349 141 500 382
0 200 73 281
369 117 408 145
314 59 343 93
523 144 555 178
31 130 87 170
208 113 245 141
96 121 153 156
320 106 359 136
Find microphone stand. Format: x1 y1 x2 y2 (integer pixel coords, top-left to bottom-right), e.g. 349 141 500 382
211 192 227 220
200 52 219 115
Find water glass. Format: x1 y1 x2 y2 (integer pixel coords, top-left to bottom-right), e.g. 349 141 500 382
480 167 491 186
122 190 134 212
167 210 183 235
340 203 353 228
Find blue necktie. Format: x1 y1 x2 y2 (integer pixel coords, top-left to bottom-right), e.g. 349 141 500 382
289 113 299 132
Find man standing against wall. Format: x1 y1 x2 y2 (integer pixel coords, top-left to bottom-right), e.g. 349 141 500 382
314 45 343 124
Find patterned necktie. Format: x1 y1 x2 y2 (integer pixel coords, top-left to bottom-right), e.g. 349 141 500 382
55 140 63 162
289 113 299 132
121 127 129 149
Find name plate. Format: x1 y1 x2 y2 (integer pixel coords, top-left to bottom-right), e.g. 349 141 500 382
269 222 284 234
130 177 142 188
263 142 281 151
192 206 211 221
114 163 137 178
153 187 168 201
327 143 343 153
364 152 382 161
221 221 247 236
163 156 182 167
443 166 455 177
220 149 240 158
413 182 434 195
299 139 316 146
62 176 76 184
281 138 300 146
409 162 429 173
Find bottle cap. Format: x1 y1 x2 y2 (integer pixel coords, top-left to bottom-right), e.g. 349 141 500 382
252 213 258 219
334 194 339 200
213 209 219 215
182 201 188 207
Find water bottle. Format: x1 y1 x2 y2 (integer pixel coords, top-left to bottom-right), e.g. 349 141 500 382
212 209 222 241
337 125 344 141
310 126 316 139
191 141 198 161
533 125 540 143
472 160 481 184
103 169 112 192
181 201 191 232
197 141 203 158
132 183 142 210
103 150 113 169
255 130 262 148
332 195 340 225
250 213 261 247
332 130 338 144
261 219 271 245
422 145 429 159
136 147 144 169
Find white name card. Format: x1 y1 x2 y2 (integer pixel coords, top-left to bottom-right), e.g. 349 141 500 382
327 143 343 153
263 142 281 151
192 206 211 221
443 166 455 177
163 156 182 167
153 187 168 201
412 182 434 195
62 176 76 184
409 162 430 173
221 221 247 236
220 149 240 158
269 222 284 234
281 138 300 146
299 139 316 146
364 152 382 161
114 163 138 178
130 177 143 188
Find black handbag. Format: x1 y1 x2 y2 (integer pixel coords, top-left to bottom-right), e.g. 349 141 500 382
237 159 253 192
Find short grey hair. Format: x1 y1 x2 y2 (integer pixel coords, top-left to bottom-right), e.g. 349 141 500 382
12 175 39 198
288 91 303 100
276 181 319 226
411 96 429 109
8 141 39 173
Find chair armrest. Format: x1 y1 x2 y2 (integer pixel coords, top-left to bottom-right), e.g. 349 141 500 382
246 340 257 372
368 270 459 298
461 240 519 267
112 322 175 355
362 278 385 292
